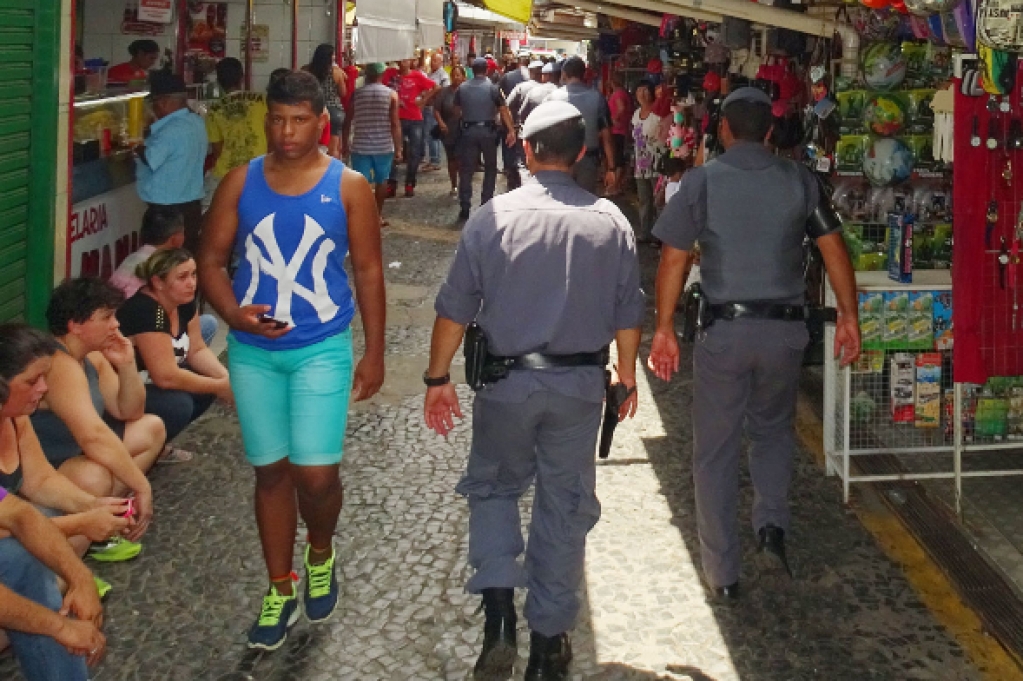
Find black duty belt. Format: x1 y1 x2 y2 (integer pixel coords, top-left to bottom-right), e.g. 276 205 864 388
489 348 610 371
462 121 496 129
709 302 808 322
585 148 600 157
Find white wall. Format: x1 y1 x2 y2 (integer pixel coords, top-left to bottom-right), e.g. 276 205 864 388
81 0 337 90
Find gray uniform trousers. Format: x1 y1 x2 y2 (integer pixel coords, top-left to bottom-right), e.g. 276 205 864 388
459 125 499 211
456 390 603 637
692 318 808 588
572 154 599 194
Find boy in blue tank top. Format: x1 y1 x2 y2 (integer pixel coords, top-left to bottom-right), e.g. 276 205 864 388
199 71 386 651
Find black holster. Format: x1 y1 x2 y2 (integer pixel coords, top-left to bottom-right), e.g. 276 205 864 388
464 322 489 391
680 283 712 342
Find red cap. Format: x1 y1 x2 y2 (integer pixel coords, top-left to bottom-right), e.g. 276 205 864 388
703 71 721 92
647 58 663 74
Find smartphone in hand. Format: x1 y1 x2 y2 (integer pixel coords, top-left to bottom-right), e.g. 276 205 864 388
258 314 288 330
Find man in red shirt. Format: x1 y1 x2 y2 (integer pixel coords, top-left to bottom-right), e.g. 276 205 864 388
339 52 360 159
107 39 160 86
385 58 441 198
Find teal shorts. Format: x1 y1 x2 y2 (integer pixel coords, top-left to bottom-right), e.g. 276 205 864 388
228 330 354 468
350 152 394 185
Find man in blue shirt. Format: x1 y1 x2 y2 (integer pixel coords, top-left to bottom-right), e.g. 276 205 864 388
134 72 208 255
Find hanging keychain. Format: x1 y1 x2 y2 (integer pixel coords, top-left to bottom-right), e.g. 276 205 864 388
1000 236 1010 289
987 200 1000 247
972 115 982 147
1013 204 1023 329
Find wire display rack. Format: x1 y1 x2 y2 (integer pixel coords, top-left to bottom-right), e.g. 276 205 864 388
824 270 955 502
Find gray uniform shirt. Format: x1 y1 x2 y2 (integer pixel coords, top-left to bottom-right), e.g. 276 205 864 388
519 82 558 127
454 76 505 123
435 170 646 403
652 141 822 305
545 82 610 152
507 79 539 122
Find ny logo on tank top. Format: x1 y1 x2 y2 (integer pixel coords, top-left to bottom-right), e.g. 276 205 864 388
240 213 340 326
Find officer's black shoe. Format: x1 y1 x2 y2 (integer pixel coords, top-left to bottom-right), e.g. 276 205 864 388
523 631 572 681
458 207 471 221
712 581 740 602
756 524 793 578
473 588 517 680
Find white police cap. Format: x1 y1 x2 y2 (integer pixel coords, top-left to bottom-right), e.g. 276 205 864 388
528 60 544 69
541 62 554 74
521 100 583 140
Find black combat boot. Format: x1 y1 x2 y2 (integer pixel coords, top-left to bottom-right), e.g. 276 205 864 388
523 631 572 680
474 588 517 680
756 524 793 578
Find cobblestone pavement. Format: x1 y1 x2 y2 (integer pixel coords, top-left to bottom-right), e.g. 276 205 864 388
1 163 987 680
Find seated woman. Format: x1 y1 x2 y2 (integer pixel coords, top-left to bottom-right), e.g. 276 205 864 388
0 323 132 599
117 249 233 444
31 278 162 561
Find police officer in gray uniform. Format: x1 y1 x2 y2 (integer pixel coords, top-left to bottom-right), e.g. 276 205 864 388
648 87 861 600
507 60 544 121
498 52 531 189
455 58 517 221
544 57 616 194
517 62 557 124
423 100 645 680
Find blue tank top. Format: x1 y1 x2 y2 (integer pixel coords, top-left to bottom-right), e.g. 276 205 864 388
232 156 355 350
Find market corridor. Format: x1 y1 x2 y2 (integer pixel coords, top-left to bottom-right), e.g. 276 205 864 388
0 168 991 680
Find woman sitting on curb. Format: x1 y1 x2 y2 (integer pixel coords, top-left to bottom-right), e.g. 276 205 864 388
118 248 233 446
0 324 133 655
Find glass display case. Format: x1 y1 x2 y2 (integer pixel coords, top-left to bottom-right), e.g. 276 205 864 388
72 91 147 204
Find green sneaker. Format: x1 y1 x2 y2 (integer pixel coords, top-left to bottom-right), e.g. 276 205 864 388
247 581 300 650
87 537 142 563
303 545 340 623
94 575 112 600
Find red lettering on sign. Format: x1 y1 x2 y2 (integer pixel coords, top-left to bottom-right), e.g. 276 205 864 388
70 202 110 244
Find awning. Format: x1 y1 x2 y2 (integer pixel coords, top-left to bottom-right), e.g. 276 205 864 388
355 0 418 63
456 1 526 28
418 0 446 50
484 0 534 24
607 0 835 37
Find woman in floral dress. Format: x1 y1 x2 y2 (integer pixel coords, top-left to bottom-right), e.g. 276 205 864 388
631 81 666 243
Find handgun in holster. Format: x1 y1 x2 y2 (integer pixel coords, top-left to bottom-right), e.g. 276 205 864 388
679 283 713 343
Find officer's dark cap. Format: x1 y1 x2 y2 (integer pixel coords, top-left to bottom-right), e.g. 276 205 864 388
721 86 772 111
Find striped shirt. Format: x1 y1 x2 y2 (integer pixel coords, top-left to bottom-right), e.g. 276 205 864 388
350 83 395 155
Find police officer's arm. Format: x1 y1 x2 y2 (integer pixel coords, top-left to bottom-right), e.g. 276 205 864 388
344 168 387 401
807 171 860 366
493 87 516 146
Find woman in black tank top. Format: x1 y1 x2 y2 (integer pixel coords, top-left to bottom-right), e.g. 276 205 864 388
0 324 132 560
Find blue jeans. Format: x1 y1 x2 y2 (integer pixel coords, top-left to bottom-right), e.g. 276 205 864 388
389 119 425 187
424 107 442 165
0 536 89 680
200 313 218 347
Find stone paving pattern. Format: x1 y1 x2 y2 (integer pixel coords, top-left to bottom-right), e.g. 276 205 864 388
0 166 986 680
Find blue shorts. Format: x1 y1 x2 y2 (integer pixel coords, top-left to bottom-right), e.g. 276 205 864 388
228 330 354 468
350 152 395 185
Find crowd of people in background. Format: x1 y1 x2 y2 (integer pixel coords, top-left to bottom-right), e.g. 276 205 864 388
0 41 709 678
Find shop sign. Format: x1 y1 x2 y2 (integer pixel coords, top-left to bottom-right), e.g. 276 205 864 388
499 30 528 42
187 2 228 58
121 0 169 36
240 24 271 62
138 0 173 24
69 185 148 279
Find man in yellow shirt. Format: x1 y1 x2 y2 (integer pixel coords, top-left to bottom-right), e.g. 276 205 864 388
204 58 268 208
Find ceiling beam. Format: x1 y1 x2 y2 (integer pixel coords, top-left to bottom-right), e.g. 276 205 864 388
556 0 663 27
565 0 722 24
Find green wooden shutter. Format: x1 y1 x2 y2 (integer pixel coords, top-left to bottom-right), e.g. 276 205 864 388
0 0 59 325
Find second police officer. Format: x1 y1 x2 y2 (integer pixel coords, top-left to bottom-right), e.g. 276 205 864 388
545 57 617 195
648 88 861 600
455 57 517 221
423 100 645 680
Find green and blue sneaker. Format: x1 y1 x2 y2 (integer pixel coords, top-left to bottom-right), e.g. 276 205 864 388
87 537 142 563
303 545 340 624
247 580 300 651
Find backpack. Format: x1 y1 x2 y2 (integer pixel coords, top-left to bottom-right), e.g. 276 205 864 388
978 0 1023 51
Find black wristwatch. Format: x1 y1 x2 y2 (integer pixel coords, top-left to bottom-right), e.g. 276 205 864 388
423 371 451 387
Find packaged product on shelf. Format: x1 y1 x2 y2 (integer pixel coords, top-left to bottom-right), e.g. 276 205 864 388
943 387 956 441
887 213 913 284
859 291 884 349
930 223 953 268
975 392 1009 439
933 291 953 349
914 352 942 427
883 290 910 347
908 291 934 349
837 91 867 133
836 135 870 171
904 89 937 134
1009 387 1023 440
890 352 916 423
853 349 886 373
900 134 936 171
